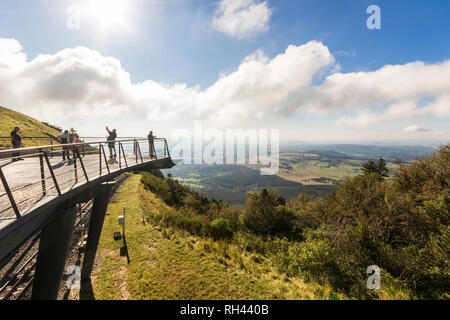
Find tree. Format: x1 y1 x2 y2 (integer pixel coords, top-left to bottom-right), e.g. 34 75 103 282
361 159 377 175
375 157 389 178
361 157 389 178
243 188 296 236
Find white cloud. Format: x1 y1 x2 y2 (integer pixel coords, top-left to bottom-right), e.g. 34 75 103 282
403 125 430 133
283 60 450 120
0 37 449 132
212 0 272 39
0 38 27 71
337 101 419 128
0 38 334 126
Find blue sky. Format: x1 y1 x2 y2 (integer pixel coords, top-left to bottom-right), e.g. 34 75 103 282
0 0 449 143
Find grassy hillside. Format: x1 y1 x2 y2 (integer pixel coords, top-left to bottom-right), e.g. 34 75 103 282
92 174 340 300
94 145 450 300
0 106 61 147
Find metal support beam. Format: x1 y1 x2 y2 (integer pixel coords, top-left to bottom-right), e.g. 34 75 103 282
76 149 89 182
120 143 128 168
81 184 113 281
101 144 110 174
31 205 77 300
43 151 61 196
0 166 20 219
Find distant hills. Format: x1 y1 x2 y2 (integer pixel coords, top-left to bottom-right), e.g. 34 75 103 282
163 164 335 205
164 144 440 205
280 143 437 161
0 106 61 147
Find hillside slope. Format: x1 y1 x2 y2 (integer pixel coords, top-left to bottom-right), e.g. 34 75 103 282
91 174 339 300
0 106 61 147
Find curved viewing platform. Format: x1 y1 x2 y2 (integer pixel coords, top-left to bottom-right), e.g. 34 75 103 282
0 137 177 231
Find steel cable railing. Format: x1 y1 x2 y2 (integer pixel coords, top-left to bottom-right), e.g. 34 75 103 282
0 137 171 220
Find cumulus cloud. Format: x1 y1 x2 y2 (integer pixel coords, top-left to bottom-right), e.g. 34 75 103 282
0 37 449 130
0 38 334 126
212 0 272 39
284 61 450 121
337 101 419 128
403 125 430 133
0 39 27 70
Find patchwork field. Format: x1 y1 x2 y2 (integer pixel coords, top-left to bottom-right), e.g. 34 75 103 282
278 153 363 185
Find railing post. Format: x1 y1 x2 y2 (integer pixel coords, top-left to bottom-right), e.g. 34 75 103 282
137 142 144 164
39 149 46 196
99 143 102 176
120 143 128 168
165 139 171 158
135 139 138 164
76 149 89 182
164 139 167 158
43 151 62 196
0 166 20 218
73 146 78 183
118 142 122 169
101 145 110 174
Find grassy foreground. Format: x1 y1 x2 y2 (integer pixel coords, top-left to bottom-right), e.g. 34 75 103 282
92 174 339 300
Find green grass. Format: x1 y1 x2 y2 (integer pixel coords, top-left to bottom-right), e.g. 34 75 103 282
291 160 362 180
0 106 61 147
92 174 340 300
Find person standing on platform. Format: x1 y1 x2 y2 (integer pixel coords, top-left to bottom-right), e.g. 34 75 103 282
106 126 117 159
10 126 24 162
59 130 71 161
148 130 156 159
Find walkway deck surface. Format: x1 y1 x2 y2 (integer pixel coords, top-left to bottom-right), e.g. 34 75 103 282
0 153 171 229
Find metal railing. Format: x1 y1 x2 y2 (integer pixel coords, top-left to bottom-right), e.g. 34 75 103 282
0 138 170 221
0 137 56 157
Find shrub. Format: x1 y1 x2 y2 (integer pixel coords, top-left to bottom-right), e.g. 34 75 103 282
208 218 234 240
177 217 205 236
243 188 296 237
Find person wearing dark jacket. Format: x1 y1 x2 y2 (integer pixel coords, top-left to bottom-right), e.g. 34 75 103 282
59 130 71 161
147 130 156 159
10 127 24 161
106 126 117 159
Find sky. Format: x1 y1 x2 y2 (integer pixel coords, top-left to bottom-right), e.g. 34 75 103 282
0 0 449 143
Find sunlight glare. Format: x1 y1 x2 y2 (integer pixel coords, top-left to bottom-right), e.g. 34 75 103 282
85 0 131 31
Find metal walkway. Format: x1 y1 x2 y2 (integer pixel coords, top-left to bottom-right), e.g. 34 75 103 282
0 137 173 223
0 137 177 299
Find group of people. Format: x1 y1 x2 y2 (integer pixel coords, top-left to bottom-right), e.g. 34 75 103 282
58 130 81 161
10 126 158 162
